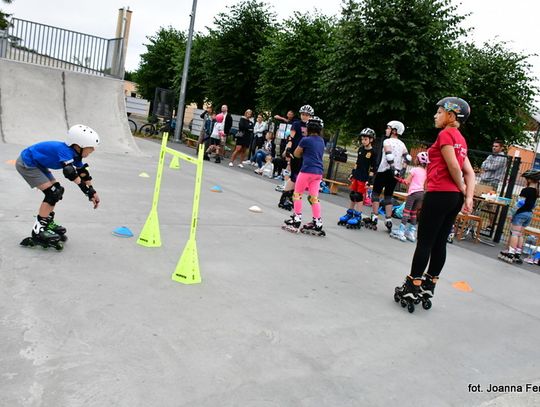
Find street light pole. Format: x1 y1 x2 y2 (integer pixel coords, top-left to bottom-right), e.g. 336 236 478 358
173 0 198 143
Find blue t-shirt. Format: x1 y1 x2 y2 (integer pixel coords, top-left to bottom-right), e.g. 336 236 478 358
21 141 84 169
299 135 325 174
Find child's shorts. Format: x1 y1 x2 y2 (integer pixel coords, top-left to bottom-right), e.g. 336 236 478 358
511 211 532 227
16 156 54 188
350 179 367 194
209 138 221 146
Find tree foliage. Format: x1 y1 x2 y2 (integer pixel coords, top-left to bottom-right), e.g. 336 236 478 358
202 0 276 112
0 0 13 30
134 27 186 103
320 0 467 140
460 42 538 150
256 12 335 116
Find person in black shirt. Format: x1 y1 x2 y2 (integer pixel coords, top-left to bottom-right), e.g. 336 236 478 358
338 128 378 228
499 169 540 263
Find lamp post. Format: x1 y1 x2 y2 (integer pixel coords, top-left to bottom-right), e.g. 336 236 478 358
173 0 197 143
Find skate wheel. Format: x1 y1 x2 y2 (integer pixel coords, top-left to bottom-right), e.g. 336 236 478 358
400 300 407 308
407 303 415 313
20 237 35 247
422 299 432 310
59 234 68 242
55 242 64 251
394 293 400 303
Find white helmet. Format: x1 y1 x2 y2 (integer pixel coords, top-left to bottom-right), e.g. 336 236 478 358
387 120 405 136
299 104 314 116
66 125 100 148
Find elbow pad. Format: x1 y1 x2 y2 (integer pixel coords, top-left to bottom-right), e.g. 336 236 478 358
77 164 92 182
385 153 395 165
63 164 78 181
403 154 412 165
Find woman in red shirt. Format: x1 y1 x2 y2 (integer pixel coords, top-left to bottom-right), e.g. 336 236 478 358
394 97 475 312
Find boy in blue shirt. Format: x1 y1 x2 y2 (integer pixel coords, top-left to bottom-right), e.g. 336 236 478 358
16 124 101 247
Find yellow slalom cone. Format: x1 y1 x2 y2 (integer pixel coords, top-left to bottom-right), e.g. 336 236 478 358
169 155 180 169
172 238 201 284
137 209 161 247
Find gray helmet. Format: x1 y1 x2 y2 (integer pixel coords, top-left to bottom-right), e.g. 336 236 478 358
436 97 471 123
360 127 376 139
299 104 314 116
522 169 540 181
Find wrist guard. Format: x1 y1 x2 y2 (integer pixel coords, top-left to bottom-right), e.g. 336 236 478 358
79 183 96 200
77 164 92 182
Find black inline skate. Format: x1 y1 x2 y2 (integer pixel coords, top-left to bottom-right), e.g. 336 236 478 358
394 276 421 313
20 215 63 251
498 251 514 263
282 213 302 233
278 191 293 211
338 209 354 226
417 274 437 310
363 214 378 230
46 211 67 242
301 217 326 237
385 217 393 233
513 253 523 264
346 211 362 229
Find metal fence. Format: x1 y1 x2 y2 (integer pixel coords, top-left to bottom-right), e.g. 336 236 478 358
0 18 124 78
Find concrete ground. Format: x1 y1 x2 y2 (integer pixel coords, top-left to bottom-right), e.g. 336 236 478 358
2 138 540 407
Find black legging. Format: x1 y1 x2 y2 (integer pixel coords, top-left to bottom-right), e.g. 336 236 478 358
410 192 463 278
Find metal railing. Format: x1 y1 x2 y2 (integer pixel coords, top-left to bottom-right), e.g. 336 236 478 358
0 18 124 78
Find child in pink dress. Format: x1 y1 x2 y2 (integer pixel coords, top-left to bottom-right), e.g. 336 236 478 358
390 152 428 242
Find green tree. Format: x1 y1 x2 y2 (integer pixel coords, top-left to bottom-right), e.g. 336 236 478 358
134 27 186 104
203 0 277 112
460 42 538 150
257 12 335 116
0 0 13 30
320 0 467 139
172 33 212 108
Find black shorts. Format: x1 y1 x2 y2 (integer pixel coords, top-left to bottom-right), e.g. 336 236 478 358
236 136 251 148
372 169 398 198
209 138 221 146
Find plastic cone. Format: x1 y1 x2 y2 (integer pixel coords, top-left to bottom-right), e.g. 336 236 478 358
249 205 262 213
137 210 161 247
113 226 134 237
169 156 180 169
452 281 473 292
172 238 201 284
139 172 150 178
210 185 223 193
6 159 15 165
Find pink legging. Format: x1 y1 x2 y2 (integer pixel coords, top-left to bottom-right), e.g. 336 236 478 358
293 172 322 219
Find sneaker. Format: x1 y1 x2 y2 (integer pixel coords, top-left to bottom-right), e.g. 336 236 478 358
215 157 221 164
238 164 244 168
242 160 251 165
228 162 234 167
275 185 285 192
251 162 258 167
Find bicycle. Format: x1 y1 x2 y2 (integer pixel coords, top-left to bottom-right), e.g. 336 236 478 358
128 118 137 134
139 118 174 137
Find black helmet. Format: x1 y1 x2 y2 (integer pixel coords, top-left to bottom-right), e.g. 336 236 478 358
436 97 471 123
522 169 540 181
360 127 376 139
307 116 323 133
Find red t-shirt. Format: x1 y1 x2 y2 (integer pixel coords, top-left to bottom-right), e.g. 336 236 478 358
426 127 468 192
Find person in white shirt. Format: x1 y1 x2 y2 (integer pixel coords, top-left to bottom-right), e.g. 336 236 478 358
370 120 410 232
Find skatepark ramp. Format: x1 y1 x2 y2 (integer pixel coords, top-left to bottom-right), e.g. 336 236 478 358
0 58 141 155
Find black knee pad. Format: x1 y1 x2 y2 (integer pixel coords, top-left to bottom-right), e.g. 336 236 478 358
43 182 64 205
349 191 362 202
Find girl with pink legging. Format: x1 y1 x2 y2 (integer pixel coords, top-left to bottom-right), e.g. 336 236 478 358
283 116 326 235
